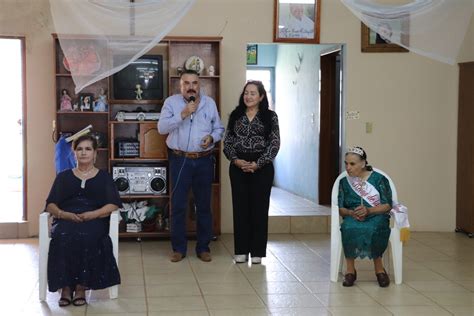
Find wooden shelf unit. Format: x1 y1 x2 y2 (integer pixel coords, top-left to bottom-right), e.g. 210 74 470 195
53 34 222 239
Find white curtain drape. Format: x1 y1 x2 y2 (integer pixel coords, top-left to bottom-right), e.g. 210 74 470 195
341 0 474 64
49 0 196 93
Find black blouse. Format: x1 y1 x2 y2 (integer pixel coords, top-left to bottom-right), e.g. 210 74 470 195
223 110 280 168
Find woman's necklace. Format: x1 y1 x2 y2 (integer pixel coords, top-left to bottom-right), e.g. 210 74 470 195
76 166 95 189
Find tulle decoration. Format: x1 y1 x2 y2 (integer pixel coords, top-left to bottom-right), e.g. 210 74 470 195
341 0 474 64
49 0 196 93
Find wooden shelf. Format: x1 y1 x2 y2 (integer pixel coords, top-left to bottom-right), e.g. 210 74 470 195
109 121 159 124
119 194 169 199
109 99 163 105
169 75 219 79
57 111 109 115
119 231 170 238
110 158 168 162
54 35 222 239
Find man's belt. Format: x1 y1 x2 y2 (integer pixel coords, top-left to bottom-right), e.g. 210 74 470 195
172 149 213 159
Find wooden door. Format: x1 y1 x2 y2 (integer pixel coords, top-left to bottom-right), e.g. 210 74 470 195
319 51 342 205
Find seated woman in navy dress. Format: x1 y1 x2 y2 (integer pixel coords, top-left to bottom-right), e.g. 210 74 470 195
45 134 122 306
338 146 392 287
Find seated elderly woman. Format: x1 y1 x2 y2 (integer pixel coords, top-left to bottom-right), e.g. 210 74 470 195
45 134 122 306
338 146 392 287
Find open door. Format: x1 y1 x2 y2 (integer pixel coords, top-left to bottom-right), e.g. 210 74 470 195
319 50 342 205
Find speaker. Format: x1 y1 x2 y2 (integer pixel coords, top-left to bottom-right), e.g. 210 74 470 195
112 166 167 195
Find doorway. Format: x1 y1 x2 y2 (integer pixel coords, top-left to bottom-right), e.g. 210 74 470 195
246 43 344 215
0 37 27 222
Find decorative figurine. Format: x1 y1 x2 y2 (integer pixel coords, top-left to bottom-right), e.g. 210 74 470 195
93 88 108 112
176 66 184 76
60 89 73 111
208 65 215 76
157 213 164 231
135 84 143 100
80 95 92 111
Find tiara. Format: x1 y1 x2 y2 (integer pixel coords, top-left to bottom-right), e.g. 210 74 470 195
347 147 364 156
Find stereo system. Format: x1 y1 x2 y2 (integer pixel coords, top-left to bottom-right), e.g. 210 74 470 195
113 166 167 195
117 141 140 158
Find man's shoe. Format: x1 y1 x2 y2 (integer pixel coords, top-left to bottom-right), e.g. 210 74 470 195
234 254 248 263
170 252 185 262
376 269 390 287
251 257 262 264
197 252 212 262
342 270 357 287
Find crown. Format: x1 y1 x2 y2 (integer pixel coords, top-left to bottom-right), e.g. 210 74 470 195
347 146 364 157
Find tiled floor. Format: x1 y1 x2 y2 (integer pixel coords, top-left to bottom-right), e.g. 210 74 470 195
1 232 473 315
270 187 330 216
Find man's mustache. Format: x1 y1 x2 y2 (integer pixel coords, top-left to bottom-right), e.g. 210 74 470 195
187 89 196 94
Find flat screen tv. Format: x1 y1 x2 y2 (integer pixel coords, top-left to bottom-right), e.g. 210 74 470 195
113 55 163 100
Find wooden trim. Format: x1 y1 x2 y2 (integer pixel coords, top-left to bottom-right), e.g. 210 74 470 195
273 0 321 44
361 22 409 53
20 37 28 221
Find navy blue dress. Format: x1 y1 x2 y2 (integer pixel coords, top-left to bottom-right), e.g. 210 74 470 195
46 169 122 292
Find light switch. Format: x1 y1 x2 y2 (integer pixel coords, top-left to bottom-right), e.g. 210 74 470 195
366 122 373 134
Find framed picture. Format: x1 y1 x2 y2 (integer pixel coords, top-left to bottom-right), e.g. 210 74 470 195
247 44 258 65
78 93 94 112
273 0 321 43
361 21 409 53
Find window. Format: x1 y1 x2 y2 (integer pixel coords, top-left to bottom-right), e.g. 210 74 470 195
0 37 26 221
246 68 275 109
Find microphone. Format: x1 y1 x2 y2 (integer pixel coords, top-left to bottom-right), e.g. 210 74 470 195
189 96 196 122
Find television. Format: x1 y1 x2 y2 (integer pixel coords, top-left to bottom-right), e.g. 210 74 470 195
113 55 164 100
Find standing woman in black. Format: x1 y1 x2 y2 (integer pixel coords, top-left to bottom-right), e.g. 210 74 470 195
224 80 280 264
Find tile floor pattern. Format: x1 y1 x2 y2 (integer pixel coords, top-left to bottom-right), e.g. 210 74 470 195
269 187 331 216
0 232 473 315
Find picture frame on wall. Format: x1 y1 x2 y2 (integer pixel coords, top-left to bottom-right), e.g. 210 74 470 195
273 0 321 44
247 44 258 65
361 21 409 53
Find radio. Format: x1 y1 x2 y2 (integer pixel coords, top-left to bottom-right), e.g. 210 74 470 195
117 141 140 158
113 166 167 195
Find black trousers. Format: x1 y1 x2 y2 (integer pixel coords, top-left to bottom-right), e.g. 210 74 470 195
229 162 274 257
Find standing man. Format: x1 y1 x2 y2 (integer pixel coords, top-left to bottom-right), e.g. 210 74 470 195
158 69 224 263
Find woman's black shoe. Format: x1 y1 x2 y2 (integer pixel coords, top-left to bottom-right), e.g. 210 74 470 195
342 270 357 287
376 269 390 287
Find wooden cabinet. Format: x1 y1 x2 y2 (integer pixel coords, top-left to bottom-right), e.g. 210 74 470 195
456 61 474 238
53 35 222 238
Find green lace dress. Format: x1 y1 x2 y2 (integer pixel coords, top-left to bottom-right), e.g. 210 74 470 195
338 171 392 259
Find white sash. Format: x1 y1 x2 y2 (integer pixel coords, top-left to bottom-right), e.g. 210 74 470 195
347 175 410 230
347 176 381 207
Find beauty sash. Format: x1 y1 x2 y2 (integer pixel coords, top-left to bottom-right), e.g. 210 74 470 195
347 176 410 242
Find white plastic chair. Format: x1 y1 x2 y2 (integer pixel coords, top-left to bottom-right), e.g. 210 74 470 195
39 211 119 301
330 168 403 285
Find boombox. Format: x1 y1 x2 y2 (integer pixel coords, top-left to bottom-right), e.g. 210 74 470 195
113 166 167 195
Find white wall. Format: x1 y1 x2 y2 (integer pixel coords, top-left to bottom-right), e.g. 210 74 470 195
273 44 325 202
1 0 473 234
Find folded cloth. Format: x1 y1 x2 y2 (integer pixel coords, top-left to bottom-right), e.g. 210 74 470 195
390 204 410 243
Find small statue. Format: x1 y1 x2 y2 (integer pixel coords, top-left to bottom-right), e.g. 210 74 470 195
208 65 215 76
135 84 143 100
93 88 108 112
80 95 92 111
156 213 164 231
60 89 73 111
176 66 184 76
